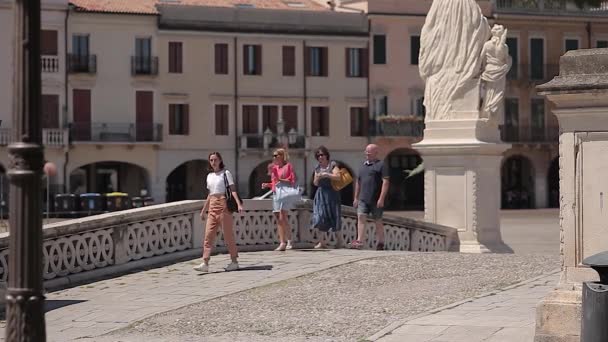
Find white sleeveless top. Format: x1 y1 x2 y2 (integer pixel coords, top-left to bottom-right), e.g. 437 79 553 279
206 170 234 195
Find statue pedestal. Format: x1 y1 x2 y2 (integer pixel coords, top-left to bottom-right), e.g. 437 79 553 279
415 119 511 253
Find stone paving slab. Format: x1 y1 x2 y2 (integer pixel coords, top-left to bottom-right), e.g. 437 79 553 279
0 249 391 342
372 271 559 342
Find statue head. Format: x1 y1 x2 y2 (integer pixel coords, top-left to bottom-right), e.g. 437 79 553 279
491 25 505 41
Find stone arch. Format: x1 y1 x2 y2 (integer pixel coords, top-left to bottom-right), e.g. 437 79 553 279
547 157 559 208
69 161 150 197
501 155 535 209
166 160 209 202
249 160 273 198
310 160 355 206
384 148 424 211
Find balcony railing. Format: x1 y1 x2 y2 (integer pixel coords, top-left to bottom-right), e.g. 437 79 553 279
496 0 608 14
369 119 425 137
507 64 560 84
41 55 59 73
131 56 159 76
0 128 69 147
239 133 306 150
68 54 97 74
69 122 163 143
500 124 559 143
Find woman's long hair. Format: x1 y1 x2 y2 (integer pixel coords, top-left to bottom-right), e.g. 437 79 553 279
274 148 289 162
208 152 225 171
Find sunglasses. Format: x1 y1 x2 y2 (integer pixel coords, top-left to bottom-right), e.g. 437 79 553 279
273 154 280 158
316 153 326 158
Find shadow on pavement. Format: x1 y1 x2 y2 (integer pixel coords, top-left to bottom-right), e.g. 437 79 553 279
196 265 273 276
45 299 87 313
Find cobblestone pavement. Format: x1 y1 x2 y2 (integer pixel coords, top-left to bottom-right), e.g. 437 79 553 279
96 252 557 342
0 249 390 342
373 272 560 342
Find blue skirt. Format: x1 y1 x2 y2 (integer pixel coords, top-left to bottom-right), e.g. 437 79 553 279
311 181 341 232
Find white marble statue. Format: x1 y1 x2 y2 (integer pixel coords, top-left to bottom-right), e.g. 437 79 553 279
480 25 512 121
419 0 490 121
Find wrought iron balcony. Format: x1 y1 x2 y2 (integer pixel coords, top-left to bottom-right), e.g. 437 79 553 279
500 124 559 143
507 64 560 84
369 119 425 137
496 0 608 14
69 122 163 143
68 54 97 74
131 56 159 76
239 132 306 150
41 55 59 73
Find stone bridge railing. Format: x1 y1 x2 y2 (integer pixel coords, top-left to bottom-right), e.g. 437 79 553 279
0 199 457 289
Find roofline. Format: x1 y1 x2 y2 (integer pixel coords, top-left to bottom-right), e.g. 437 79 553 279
158 23 369 37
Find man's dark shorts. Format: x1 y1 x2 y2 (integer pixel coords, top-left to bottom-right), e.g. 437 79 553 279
357 200 384 220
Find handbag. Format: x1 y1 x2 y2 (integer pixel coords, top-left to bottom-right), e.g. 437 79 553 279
274 184 302 204
331 167 353 191
223 172 239 213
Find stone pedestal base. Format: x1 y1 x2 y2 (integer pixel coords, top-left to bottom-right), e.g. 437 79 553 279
415 120 511 253
534 287 581 342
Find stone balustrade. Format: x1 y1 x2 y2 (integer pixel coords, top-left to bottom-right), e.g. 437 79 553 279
0 199 456 289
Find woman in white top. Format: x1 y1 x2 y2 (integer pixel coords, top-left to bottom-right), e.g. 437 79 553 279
194 152 243 273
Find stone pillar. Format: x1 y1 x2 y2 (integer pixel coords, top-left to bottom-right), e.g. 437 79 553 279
415 79 511 253
534 49 608 341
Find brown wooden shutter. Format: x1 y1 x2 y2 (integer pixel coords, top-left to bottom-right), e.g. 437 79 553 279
243 105 259 134
345 48 351 77
183 104 189 135
255 45 262 75
283 106 298 131
215 44 228 74
283 46 295 76
243 45 249 74
215 105 223 135
222 105 229 134
41 30 58 56
42 94 59 128
169 43 174 72
311 107 319 136
362 48 369 77
322 107 329 135
168 105 176 134
304 47 311 76
350 107 357 136
177 43 183 73
322 47 328 77
362 107 369 136
262 106 278 133
136 91 154 141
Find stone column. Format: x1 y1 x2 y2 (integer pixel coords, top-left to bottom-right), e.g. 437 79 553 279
534 49 608 341
415 80 511 253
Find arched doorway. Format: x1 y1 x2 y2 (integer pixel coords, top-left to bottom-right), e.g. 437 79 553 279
70 161 149 196
385 149 424 211
249 160 273 198
309 161 355 206
166 160 209 202
547 157 559 208
501 155 535 209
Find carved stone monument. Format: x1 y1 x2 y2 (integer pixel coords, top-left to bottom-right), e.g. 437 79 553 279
534 49 608 342
415 0 512 253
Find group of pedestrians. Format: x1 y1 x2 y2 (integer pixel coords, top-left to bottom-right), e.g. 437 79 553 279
194 144 390 273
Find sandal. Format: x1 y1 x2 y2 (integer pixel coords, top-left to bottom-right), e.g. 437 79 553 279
275 243 286 251
349 240 363 249
314 242 326 249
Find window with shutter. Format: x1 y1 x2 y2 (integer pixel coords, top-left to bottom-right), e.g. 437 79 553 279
215 44 228 74
262 106 278 133
311 106 329 136
244 45 262 75
410 36 420 65
215 104 229 136
282 46 295 76
41 30 58 56
283 106 298 132
42 94 59 128
308 47 327 77
169 42 183 73
373 35 386 64
169 104 188 135
350 107 368 136
242 105 259 134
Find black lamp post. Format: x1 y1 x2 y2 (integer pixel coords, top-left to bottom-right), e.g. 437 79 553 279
5 0 47 340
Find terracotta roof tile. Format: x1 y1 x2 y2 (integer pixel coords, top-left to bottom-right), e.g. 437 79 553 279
70 0 328 15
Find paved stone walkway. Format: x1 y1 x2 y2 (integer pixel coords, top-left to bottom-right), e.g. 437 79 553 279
371 272 559 342
0 249 390 342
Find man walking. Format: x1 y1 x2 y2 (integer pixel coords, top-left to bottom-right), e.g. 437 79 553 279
350 144 389 250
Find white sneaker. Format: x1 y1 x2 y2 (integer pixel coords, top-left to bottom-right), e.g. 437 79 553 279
286 241 294 250
193 263 209 273
224 261 239 271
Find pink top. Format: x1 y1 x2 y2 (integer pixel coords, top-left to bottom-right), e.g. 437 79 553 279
271 162 295 191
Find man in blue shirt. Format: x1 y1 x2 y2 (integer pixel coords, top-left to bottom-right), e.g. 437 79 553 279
351 144 389 250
